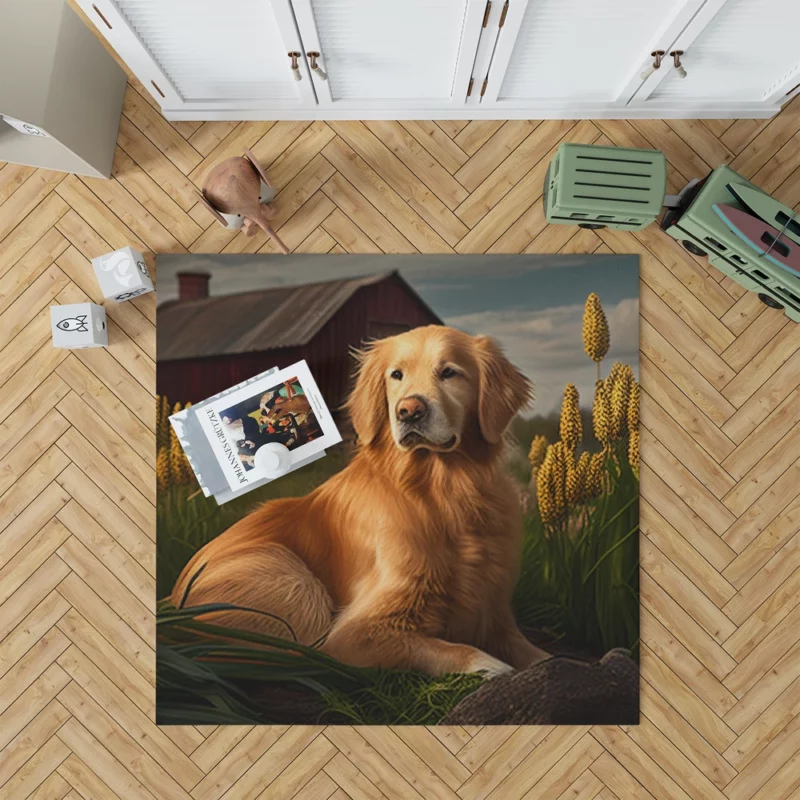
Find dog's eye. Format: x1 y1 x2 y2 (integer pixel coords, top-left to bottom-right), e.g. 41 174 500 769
390 369 403 380
440 367 458 379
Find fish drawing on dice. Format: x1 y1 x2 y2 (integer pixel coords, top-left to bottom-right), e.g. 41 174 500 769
56 315 89 332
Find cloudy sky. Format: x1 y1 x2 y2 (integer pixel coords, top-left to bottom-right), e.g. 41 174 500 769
158 254 639 415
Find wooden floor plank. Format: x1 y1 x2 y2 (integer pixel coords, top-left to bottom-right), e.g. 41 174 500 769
321 137 451 253
364 120 469 210
724 553 800 648
122 85 202 176
110 147 202 248
0 228 68 316
641 606 737 718
641 398 736 504
329 121 468 246
56 571 153 686
641 321 736 427
453 121 539 192
321 171 417 254
641 502 736 610
454 119 576 229
55 392 155 499
400 120 469 175
639 356 735 463
0 170 65 243
0 193 69 279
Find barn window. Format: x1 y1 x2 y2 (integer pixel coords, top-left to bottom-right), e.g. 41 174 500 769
366 321 412 341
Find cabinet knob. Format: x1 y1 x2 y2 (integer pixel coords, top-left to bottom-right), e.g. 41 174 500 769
670 50 687 79
288 52 302 81
640 50 665 81
307 51 328 81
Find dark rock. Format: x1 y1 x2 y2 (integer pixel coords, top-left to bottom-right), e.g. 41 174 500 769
441 648 639 725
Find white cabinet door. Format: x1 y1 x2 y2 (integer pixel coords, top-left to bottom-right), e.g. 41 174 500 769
290 0 486 109
77 0 317 113
480 0 705 109
633 0 800 108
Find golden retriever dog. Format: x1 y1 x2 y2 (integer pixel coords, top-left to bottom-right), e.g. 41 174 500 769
171 325 548 677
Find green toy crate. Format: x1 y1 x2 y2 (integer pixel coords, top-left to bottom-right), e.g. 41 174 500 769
661 164 800 323
544 143 667 231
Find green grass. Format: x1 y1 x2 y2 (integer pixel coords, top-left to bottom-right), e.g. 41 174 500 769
156 441 638 725
157 603 483 725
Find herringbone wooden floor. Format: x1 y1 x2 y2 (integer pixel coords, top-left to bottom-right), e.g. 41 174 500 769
2 47 800 798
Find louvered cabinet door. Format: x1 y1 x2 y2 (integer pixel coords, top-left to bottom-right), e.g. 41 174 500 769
289 0 487 108
76 0 316 113
632 0 800 108
480 0 704 109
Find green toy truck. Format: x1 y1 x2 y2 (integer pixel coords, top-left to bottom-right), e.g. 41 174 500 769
660 165 800 323
544 143 800 322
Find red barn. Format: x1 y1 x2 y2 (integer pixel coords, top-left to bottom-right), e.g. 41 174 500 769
157 270 443 407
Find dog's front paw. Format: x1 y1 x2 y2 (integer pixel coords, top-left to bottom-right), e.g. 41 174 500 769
465 651 514 679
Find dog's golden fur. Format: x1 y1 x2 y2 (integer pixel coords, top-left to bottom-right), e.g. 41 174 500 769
171 325 548 676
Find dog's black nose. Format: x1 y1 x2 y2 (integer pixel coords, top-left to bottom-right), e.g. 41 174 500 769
396 395 428 423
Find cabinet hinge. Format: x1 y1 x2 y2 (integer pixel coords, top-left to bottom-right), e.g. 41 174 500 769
482 1 492 27
480 78 488 97
467 78 474 97
499 0 509 27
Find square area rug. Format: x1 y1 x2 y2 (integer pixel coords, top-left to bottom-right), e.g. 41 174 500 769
156 254 640 726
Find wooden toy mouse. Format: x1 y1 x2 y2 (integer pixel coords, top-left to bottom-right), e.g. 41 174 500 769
198 148 289 254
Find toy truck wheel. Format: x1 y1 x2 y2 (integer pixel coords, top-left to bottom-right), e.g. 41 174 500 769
682 240 707 257
578 223 606 229
758 293 784 310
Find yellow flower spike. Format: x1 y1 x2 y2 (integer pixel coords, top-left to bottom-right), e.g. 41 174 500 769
628 379 640 434
584 451 605 499
156 446 171 491
156 395 171 453
576 450 592 503
552 443 566 516
536 450 556 525
566 450 589 506
560 383 582 453
609 367 632 440
592 380 612 446
537 443 570 526
582 293 610 377
169 437 184 484
606 361 623 386
628 427 640 476
528 434 549 478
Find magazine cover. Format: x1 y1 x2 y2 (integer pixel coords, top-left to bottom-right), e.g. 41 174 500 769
196 361 341 490
156 254 640 727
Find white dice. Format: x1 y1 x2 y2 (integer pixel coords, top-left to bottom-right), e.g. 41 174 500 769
51 303 108 349
91 246 154 302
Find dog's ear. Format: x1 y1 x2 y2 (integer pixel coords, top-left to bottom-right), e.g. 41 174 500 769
474 336 533 444
346 342 388 446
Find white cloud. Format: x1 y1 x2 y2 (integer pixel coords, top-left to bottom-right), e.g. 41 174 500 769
446 297 639 415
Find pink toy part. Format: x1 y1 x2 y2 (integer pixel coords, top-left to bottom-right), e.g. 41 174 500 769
713 203 800 276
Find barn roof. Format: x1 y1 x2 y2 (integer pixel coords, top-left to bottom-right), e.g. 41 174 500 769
159 271 419 361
